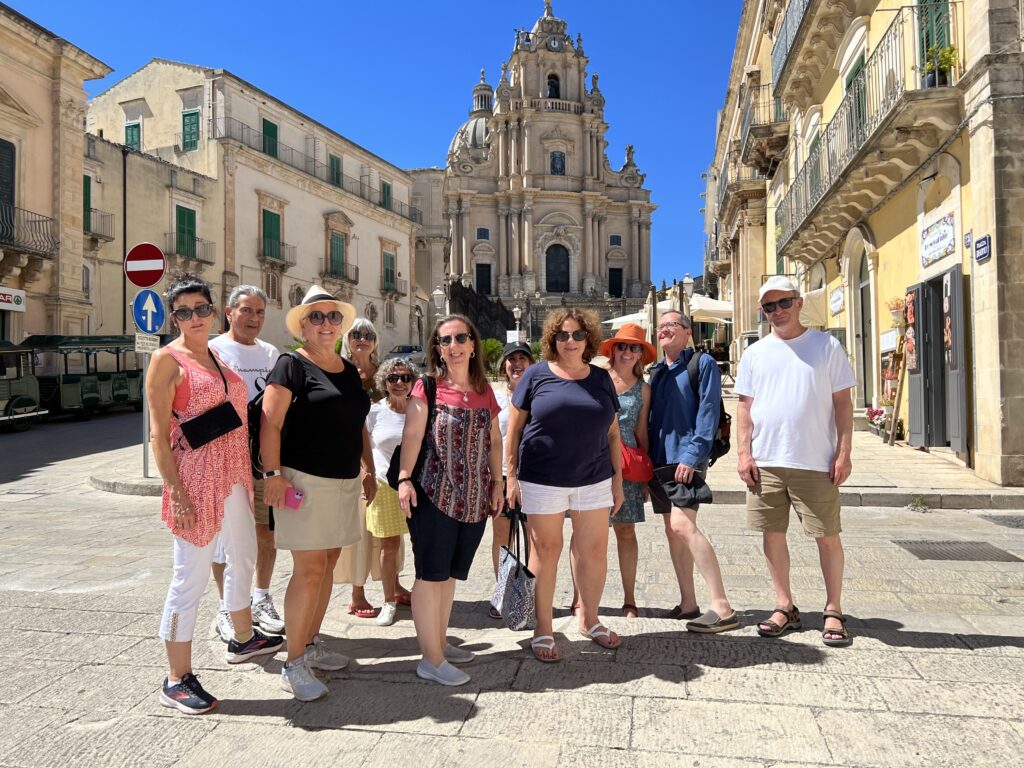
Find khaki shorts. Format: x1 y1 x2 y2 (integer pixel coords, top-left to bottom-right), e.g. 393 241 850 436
275 467 362 551
746 467 841 537
253 478 270 526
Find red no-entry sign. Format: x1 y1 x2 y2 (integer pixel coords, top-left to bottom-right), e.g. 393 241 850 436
124 243 166 288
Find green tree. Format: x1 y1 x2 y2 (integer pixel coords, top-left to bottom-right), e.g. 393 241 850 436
481 338 504 374
530 340 543 361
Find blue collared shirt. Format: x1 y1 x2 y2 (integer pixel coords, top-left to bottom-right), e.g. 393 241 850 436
648 349 721 468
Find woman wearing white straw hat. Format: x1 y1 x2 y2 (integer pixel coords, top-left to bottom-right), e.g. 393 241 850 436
260 285 373 701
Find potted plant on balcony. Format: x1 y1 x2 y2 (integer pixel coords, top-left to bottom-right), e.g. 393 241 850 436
922 45 957 88
886 296 906 329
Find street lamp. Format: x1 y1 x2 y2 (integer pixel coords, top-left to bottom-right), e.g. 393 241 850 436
513 304 522 338
431 285 445 322
681 272 695 348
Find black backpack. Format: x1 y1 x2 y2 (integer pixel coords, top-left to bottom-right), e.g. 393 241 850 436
686 351 732 467
248 351 299 479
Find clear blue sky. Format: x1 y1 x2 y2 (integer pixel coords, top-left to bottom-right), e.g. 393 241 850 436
15 0 741 287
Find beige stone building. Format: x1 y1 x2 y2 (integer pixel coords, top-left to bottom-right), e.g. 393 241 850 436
87 59 421 351
422 1 654 336
706 0 1024 485
0 4 110 341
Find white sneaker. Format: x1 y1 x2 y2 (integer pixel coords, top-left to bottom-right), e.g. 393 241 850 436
251 594 285 634
443 643 476 664
416 659 471 687
305 634 349 671
215 609 233 643
376 602 398 627
281 657 328 701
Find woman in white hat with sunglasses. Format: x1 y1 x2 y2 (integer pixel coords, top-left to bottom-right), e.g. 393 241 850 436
260 285 374 701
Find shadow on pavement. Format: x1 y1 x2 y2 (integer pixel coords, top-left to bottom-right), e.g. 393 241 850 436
855 616 1024 652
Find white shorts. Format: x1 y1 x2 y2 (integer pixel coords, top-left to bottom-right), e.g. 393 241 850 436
519 478 614 516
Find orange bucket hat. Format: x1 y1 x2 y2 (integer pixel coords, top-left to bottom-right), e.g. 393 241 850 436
599 322 657 366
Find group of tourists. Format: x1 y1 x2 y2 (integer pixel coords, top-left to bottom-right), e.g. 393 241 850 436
149 271 855 714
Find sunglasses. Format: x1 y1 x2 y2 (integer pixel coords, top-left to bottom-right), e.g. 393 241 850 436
171 303 214 322
438 333 473 346
307 310 344 326
386 373 413 384
349 330 376 341
555 330 588 342
614 342 645 354
761 297 796 314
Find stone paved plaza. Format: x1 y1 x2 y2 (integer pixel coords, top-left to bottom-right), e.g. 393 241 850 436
2 412 1024 767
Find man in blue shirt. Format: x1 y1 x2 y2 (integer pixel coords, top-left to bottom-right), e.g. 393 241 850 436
648 310 738 633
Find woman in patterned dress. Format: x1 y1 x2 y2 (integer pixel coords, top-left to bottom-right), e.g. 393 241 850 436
600 324 656 618
147 273 282 715
366 358 420 626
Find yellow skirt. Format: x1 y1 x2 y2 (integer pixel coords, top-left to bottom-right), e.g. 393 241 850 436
366 483 409 538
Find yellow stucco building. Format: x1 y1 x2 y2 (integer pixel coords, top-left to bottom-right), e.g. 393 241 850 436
706 0 1024 485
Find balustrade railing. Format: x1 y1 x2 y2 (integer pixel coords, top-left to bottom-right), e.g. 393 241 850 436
771 0 813 94
165 232 215 264
258 237 297 266
0 202 58 257
740 83 790 158
324 261 359 283
84 208 115 241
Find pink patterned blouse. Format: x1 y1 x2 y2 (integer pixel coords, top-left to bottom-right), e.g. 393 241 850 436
160 346 253 547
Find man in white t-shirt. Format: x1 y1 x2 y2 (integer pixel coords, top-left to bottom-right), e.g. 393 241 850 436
209 286 283 640
734 275 856 648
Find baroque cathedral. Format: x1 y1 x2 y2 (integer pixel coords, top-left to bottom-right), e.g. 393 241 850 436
412 1 654 336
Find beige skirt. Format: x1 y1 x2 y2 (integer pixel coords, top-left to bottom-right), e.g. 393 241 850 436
333 493 406 585
275 468 361 552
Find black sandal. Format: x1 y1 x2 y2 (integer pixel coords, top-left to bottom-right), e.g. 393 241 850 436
756 606 801 637
822 610 853 647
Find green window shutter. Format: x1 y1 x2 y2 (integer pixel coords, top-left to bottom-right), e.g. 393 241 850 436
330 233 345 275
181 111 200 151
329 154 342 186
381 180 392 209
176 205 196 258
919 0 950 60
384 252 396 288
844 53 867 146
125 123 140 151
262 119 278 158
82 175 91 233
262 209 281 260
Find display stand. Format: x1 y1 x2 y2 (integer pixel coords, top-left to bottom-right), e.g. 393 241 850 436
887 335 907 446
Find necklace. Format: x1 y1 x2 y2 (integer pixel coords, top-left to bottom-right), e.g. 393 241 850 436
446 378 471 403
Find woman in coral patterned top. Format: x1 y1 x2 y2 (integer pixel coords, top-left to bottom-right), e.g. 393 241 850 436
146 274 282 716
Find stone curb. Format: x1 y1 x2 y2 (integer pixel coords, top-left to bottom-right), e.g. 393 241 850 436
88 474 163 497
712 487 1024 509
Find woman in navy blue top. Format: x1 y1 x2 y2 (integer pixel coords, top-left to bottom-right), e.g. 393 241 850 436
506 308 624 662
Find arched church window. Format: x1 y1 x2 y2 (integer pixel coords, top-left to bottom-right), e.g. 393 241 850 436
547 74 560 99
546 244 570 293
550 151 566 176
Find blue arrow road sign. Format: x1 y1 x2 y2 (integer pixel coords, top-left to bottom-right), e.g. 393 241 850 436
132 289 165 335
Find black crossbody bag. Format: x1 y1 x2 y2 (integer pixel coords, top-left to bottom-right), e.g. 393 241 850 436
175 354 243 450
386 375 437 490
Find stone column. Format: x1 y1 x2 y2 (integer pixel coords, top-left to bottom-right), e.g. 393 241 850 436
583 205 593 279
447 200 459 277
522 202 535 294
498 203 510 296
630 212 642 297
597 215 607 283
497 122 507 179
510 121 520 177
643 221 652 285
582 126 591 179
509 205 522 296
459 199 470 282
523 119 532 175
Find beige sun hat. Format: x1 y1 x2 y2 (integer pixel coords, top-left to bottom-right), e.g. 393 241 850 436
285 284 356 339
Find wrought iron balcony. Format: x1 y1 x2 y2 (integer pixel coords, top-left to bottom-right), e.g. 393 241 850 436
258 237 297 266
84 208 115 242
322 261 359 284
776 4 964 261
740 84 790 175
164 232 215 264
0 202 58 258
771 0 812 100
212 116 422 224
715 160 766 224
379 275 408 295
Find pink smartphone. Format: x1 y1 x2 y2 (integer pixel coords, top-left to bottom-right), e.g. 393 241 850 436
284 487 304 510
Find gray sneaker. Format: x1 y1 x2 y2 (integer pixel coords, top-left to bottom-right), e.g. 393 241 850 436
305 634 349 671
215 609 233 644
416 658 471 687
443 643 476 664
251 594 285 635
281 657 328 701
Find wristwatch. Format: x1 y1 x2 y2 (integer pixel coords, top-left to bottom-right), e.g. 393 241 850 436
262 469 281 479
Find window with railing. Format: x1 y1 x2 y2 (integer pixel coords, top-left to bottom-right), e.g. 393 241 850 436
176 206 197 258
125 123 140 151
262 119 278 158
329 154 342 187
380 180 392 210
181 111 199 151
383 251 396 291
262 209 281 261
329 232 345 275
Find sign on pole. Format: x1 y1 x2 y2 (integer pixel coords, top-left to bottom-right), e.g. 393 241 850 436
506 330 519 343
134 333 160 354
124 242 166 288
132 289 166 335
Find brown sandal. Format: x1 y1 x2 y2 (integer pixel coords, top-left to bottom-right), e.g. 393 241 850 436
822 610 853 647
622 603 639 618
757 606 801 637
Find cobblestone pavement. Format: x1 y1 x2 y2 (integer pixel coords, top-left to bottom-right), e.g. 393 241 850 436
2 413 1024 767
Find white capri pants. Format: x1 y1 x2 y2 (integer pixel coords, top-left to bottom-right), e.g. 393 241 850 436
519 478 614 516
159 483 256 642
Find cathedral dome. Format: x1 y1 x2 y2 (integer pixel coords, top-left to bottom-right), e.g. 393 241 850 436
448 116 489 155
